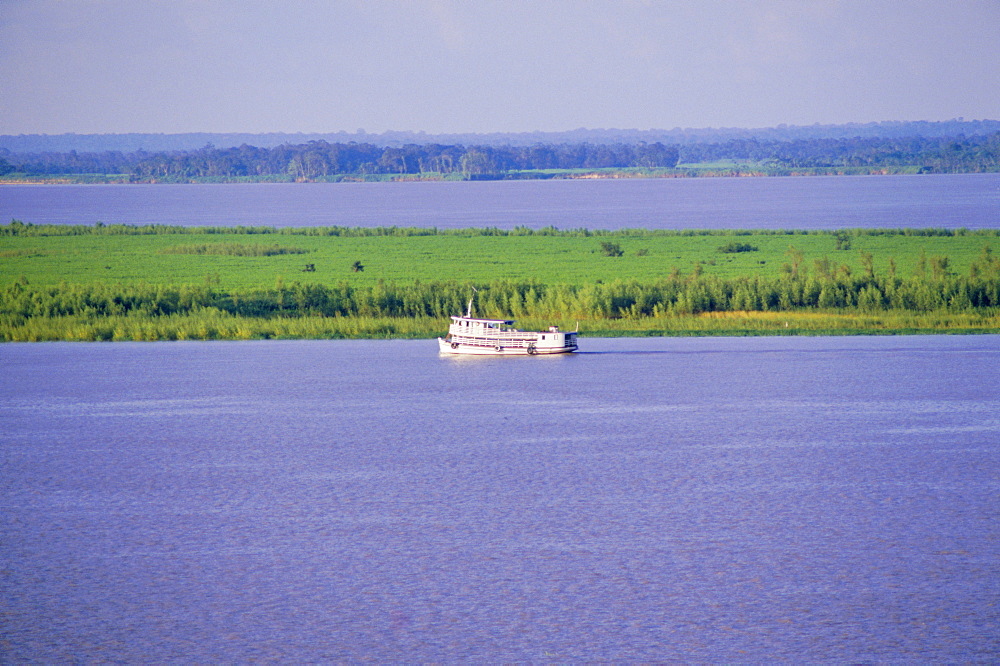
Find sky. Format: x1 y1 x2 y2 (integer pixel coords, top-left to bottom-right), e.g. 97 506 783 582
1 0 998 135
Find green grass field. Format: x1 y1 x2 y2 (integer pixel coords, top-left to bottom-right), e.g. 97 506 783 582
2 225 998 341
1 228 995 289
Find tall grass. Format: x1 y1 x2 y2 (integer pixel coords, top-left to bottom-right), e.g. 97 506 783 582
2 275 998 341
0 310 446 342
4 309 996 342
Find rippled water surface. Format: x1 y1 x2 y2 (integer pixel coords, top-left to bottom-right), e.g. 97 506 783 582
2 336 999 661
3 174 999 229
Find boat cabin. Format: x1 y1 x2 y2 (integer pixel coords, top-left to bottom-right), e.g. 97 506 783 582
449 316 515 333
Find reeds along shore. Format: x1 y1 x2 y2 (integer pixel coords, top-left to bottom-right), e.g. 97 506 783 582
2 274 999 341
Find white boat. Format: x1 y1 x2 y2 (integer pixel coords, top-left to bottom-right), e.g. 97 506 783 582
438 295 578 356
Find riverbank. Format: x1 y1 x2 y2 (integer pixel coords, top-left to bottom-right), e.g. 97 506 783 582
0 164 942 185
2 224 998 341
3 309 999 342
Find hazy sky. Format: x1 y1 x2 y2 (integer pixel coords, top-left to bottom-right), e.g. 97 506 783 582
2 0 998 135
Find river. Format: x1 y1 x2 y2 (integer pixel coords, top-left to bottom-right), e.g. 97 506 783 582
2 335 998 661
2 174 1000 230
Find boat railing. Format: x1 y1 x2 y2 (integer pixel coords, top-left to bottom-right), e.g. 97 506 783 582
449 326 533 339
449 333 537 346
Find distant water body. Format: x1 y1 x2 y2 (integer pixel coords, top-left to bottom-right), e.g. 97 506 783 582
2 173 999 229
2 336 999 661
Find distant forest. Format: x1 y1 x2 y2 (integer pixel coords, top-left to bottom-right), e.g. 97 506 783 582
3 119 1000 152
0 142 680 180
2 123 1000 182
680 133 1000 172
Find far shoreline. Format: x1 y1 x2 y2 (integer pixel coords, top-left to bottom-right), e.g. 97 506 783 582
0 165 972 186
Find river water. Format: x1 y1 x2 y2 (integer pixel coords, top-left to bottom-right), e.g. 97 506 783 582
2 174 1000 229
2 335 999 662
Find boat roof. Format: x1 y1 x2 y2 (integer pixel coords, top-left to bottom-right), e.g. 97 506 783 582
450 315 515 324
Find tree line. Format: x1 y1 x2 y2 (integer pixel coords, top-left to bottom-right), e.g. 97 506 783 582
0 141 680 180
4 132 1000 181
4 120 1000 154
678 133 1000 172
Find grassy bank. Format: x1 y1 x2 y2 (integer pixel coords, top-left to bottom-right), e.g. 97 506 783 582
3 309 997 342
2 223 999 341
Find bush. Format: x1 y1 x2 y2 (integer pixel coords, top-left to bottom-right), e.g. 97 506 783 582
158 243 309 256
600 241 624 257
717 242 759 253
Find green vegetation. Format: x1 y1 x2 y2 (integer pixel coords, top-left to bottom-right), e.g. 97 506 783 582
0 141 680 183
717 242 759 253
2 222 999 341
599 241 625 257
3 130 999 183
158 243 309 257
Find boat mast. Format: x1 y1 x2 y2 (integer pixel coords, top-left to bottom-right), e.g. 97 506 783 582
466 286 478 318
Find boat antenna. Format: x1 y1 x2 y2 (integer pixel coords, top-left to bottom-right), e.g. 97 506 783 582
466 286 478 318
